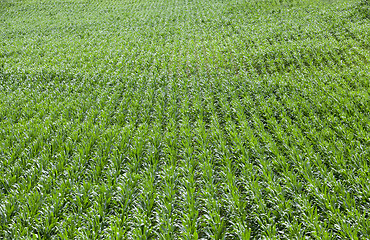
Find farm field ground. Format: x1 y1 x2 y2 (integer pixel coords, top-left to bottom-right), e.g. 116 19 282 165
1 0 370 239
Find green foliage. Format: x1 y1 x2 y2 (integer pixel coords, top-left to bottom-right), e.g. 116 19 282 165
358 0 370 19
0 0 370 239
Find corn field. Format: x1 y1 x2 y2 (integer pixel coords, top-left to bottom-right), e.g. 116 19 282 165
0 0 369 239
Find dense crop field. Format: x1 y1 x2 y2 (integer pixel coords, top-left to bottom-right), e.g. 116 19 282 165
1 0 370 239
